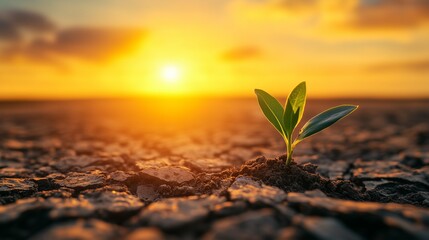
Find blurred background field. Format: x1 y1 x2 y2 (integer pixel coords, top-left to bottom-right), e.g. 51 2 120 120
1 98 428 163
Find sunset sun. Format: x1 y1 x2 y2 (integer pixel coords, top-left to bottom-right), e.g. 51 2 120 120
161 65 181 83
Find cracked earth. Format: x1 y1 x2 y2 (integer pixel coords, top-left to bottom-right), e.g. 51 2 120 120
1 99 429 240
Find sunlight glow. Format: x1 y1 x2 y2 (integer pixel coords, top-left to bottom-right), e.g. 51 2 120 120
161 65 181 83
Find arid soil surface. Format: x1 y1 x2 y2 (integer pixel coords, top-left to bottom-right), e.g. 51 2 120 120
1 98 429 240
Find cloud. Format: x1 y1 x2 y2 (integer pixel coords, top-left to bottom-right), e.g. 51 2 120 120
0 10 55 42
0 10 145 66
0 19 20 41
276 0 319 13
4 9 56 32
340 0 429 30
222 46 261 61
232 0 429 32
29 28 145 62
368 58 429 72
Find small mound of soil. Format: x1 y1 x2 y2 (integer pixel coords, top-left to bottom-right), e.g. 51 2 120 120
159 156 364 201
232 156 364 200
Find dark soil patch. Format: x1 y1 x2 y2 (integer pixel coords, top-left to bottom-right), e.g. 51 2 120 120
129 156 427 207
365 182 429 207
232 156 364 200
156 156 365 201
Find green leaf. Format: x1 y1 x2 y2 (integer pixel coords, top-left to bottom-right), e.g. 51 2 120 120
297 105 358 141
283 81 306 138
255 89 285 136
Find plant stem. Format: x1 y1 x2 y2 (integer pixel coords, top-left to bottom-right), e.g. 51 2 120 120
285 137 293 165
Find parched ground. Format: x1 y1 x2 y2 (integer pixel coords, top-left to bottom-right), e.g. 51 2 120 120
0 98 428 240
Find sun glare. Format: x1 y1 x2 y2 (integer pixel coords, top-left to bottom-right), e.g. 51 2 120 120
161 65 181 83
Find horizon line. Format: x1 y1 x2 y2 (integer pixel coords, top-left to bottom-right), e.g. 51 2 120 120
1 95 429 103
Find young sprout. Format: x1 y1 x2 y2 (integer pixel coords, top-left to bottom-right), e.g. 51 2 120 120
255 82 358 165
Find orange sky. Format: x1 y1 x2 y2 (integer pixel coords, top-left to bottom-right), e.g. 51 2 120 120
1 0 429 99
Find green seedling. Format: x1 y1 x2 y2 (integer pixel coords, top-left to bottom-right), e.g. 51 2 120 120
255 81 358 165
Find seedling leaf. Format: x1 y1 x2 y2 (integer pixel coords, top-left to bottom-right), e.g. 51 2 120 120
283 81 306 138
255 82 358 166
255 89 285 136
297 105 358 141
